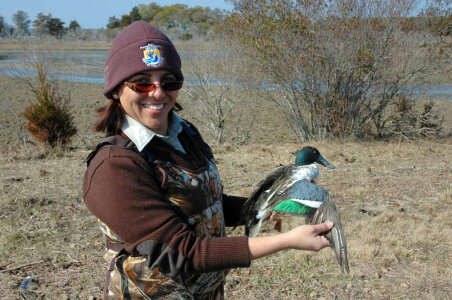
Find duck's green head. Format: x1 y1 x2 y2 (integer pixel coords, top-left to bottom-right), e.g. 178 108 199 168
295 146 335 168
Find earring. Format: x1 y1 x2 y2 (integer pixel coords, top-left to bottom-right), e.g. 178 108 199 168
113 93 118 99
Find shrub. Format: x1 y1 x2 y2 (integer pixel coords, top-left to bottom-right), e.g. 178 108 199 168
223 0 445 142
22 60 77 147
384 97 444 140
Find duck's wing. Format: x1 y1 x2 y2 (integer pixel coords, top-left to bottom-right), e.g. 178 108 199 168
277 178 329 213
242 165 323 236
242 164 321 219
309 194 350 273
241 166 293 236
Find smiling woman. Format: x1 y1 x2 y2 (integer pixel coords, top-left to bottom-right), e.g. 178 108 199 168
83 20 333 299
115 70 181 135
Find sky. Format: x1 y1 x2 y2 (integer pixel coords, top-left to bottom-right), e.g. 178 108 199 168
0 0 234 29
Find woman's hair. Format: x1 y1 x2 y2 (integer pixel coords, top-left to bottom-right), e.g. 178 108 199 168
94 100 124 135
94 99 183 135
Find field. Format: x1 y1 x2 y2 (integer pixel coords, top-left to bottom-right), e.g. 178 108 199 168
0 46 451 299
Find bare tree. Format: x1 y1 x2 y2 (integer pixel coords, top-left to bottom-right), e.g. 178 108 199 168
181 41 261 144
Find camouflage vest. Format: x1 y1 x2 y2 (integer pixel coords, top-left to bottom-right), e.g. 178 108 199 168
89 130 228 299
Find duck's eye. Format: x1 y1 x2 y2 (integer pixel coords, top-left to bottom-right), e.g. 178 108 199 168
313 150 317 154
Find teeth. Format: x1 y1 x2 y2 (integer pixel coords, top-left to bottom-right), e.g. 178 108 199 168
143 103 164 110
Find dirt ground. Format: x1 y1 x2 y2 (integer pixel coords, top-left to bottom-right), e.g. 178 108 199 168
0 74 451 299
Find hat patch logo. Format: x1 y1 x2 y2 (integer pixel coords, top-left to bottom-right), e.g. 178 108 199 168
140 43 162 67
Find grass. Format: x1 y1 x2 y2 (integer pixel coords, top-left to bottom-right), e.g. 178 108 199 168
1 138 450 299
221 140 452 299
0 53 451 299
0 38 111 51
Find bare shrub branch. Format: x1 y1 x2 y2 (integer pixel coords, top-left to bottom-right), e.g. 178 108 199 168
182 40 262 144
381 97 444 140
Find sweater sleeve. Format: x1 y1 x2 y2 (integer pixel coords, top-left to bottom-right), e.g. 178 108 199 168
83 147 250 277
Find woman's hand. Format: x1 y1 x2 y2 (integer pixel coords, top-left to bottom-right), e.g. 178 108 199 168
283 222 332 251
248 222 333 260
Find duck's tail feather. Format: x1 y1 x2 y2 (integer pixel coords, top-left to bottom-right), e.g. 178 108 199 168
308 195 350 273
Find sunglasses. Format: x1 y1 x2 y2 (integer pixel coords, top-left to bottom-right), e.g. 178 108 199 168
124 80 183 93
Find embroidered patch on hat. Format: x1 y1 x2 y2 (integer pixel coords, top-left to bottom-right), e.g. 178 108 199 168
140 43 162 67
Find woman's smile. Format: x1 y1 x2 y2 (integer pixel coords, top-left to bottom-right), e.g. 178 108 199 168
142 102 165 111
117 70 179 135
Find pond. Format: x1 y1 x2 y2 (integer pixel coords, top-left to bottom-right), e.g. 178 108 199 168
0 50 451 101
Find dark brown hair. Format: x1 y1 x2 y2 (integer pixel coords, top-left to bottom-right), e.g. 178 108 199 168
94 100 124 135
94 100 183 135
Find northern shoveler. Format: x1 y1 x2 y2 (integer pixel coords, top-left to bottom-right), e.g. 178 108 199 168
242 146 349 273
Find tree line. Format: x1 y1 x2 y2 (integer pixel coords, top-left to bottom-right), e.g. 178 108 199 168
0 1 449 41
0 2 225 40
0 10 80 38
106 3 224 39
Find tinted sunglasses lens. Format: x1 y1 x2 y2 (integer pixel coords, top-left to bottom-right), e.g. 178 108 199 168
162 81 183 91
134 83 155 93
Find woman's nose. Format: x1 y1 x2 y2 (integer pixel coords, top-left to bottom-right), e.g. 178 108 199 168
149 83 165 98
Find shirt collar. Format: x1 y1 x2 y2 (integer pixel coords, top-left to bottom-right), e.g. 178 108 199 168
121 112 186 152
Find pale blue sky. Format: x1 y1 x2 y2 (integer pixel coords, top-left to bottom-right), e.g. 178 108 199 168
0 0 234 29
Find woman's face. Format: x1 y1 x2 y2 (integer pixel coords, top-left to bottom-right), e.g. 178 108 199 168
117 70 179 135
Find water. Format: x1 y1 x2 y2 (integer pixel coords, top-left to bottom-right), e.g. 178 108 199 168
0 50 107 64
0 50 450 101
401 85 452 101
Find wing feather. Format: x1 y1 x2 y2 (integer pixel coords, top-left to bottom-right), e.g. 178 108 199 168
309 195 350 273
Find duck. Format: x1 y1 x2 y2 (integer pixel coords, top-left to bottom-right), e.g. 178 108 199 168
241 146 349 273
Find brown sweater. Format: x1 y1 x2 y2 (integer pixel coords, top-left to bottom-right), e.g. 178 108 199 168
83 129 251 277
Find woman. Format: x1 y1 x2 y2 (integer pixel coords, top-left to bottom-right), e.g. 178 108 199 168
83 21 333 299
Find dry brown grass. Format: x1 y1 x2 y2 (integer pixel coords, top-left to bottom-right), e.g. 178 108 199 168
218 140 452 299
0 38 110 51
0 73 451 299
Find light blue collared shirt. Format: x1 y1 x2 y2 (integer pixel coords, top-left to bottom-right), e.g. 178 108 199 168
121 112 187 154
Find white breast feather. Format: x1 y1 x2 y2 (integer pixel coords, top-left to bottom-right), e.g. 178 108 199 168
285 164 319 188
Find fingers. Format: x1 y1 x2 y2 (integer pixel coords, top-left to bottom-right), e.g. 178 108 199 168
318 235 331 249
313 222 334 234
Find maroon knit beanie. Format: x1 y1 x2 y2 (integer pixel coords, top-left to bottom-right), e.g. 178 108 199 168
103 21 183 99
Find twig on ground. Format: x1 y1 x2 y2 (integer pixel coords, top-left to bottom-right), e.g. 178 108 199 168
0 260 43 273
0 261 14 269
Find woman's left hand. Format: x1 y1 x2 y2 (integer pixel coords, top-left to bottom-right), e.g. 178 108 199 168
248 222 333 260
